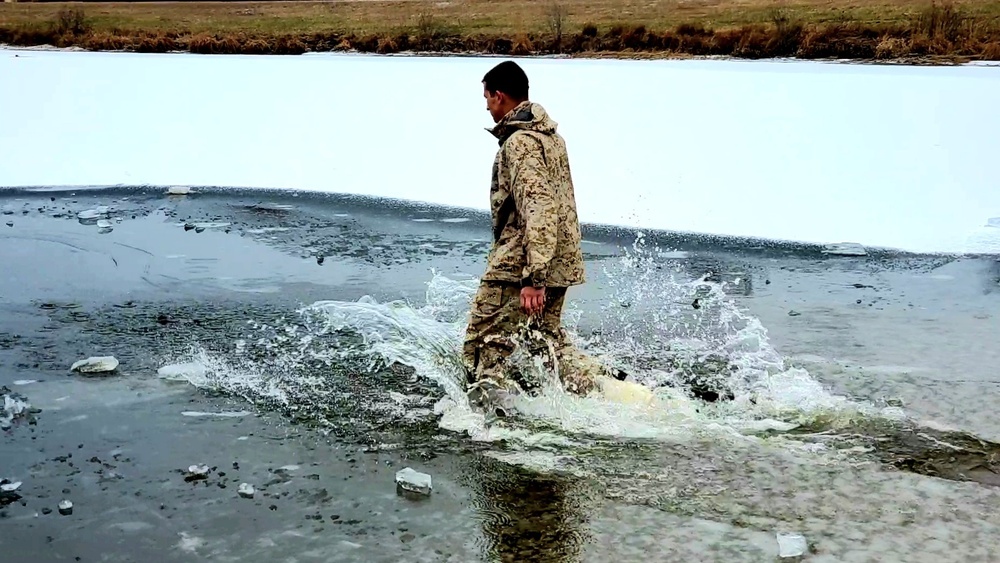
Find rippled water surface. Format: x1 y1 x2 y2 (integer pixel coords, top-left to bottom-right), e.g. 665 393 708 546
1 187 998 562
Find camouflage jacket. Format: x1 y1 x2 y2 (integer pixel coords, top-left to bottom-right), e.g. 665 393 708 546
481 101 585 288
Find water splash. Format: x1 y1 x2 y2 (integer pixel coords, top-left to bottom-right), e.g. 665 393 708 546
158 232 903 453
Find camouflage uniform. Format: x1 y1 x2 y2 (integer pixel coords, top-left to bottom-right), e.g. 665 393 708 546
463 101 611 399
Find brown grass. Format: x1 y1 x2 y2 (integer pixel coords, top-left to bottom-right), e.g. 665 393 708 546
1 0 999 62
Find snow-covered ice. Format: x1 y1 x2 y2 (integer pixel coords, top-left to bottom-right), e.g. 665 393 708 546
1 49 998 254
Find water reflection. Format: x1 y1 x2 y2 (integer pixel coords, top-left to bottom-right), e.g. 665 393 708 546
472 458 590 563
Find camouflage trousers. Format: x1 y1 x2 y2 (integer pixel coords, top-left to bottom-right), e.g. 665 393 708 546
462 281 610 396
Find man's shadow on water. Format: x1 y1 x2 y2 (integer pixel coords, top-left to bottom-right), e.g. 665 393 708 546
467 457 589 563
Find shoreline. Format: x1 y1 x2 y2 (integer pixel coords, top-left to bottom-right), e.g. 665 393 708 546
2 0 1000 64
2 42 989 66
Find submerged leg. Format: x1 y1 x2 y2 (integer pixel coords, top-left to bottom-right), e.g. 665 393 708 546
462 282 620 406
462 281 528 415
533 287 624 396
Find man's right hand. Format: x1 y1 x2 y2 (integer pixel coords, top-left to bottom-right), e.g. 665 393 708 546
520 286 546 316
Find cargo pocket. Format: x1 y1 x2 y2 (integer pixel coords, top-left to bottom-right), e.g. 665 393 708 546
472 283 505 318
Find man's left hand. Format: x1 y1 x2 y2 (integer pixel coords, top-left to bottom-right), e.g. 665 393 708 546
520 286 546 316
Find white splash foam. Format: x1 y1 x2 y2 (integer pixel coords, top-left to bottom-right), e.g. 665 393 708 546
295 235 888 447
176 532 205 553
154 235 900 457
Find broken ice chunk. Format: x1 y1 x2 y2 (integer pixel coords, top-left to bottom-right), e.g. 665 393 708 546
185 464 210 482
0 481 22 493
58 500 73 515
70 356 119 374
238 483 255 499
395 467 432 497
77 209 104 220
2 387 32 430
822 242 867 256
193 222 231 230
181 410 251 418
167 186 192 195
776 532 807 558
0 478 23 506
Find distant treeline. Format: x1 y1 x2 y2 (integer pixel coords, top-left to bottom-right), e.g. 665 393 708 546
2 2 999 62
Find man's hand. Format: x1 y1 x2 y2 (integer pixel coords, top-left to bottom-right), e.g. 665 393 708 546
520 286 546 316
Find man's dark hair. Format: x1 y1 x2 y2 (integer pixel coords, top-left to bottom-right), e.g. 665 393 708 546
483 61 529 101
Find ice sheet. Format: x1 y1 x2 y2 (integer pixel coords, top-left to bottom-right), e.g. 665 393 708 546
1 49 998 253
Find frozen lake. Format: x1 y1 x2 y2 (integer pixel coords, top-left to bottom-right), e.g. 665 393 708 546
2 46 1000 562
1 47 998 254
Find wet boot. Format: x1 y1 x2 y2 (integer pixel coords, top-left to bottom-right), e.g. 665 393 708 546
466 378 517 420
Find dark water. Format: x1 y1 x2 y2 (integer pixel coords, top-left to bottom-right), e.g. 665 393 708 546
2 186 999 562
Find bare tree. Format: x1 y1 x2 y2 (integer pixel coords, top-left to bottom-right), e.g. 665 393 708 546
546 2 568 52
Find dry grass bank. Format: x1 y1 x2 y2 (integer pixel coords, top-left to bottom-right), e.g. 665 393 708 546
1 0 999 62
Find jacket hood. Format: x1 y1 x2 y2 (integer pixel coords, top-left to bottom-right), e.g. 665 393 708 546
487 101 558 144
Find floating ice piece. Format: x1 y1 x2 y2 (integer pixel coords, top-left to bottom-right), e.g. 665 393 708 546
776 532 808 558
238 483 255 499
0 479 23 506
987 217 1000 228
167 186 192 195
0 481 22 493
186 464 210 480
96 219 112 229
2 390 30 428
395 467 432 497
822 242 867 256
181 411 252 418
58 499 73 515
77 209 104 220
12 380 38 386
245 227 290 234
70 356 119 374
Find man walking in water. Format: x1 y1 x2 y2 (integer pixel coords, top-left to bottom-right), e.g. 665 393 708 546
463 60 618 415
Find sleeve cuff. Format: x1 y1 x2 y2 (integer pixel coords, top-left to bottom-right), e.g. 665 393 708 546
521 271 546 288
